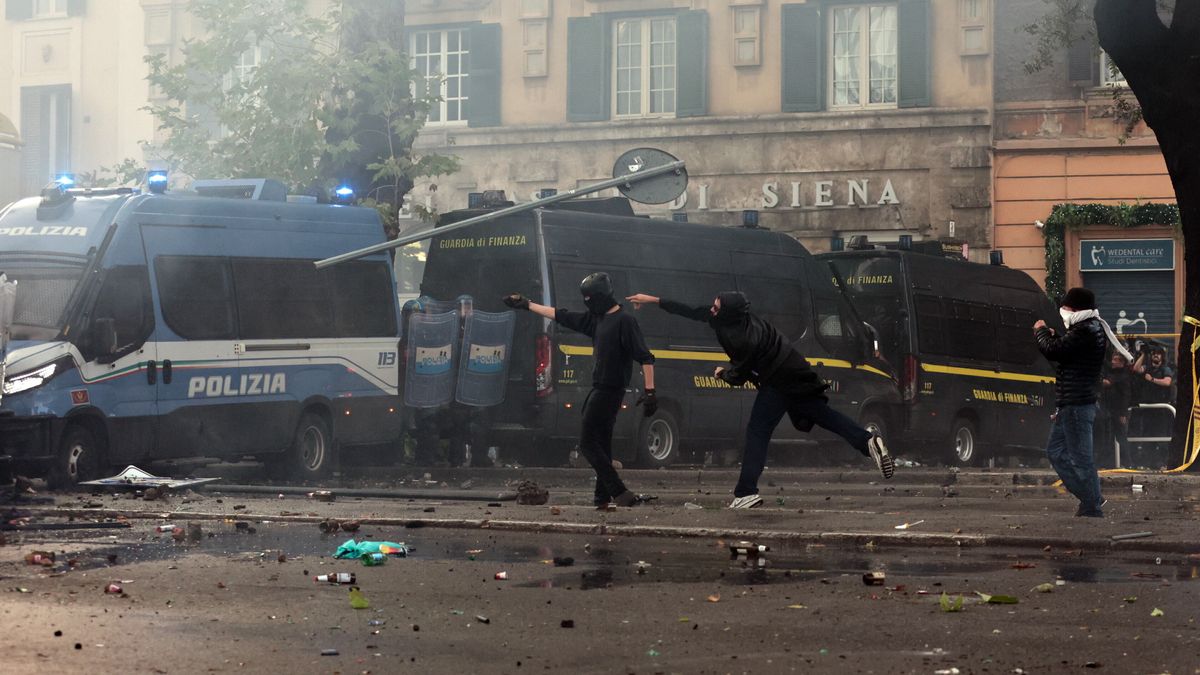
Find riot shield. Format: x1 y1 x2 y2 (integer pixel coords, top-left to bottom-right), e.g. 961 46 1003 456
455 309 516 407
403 310 459 408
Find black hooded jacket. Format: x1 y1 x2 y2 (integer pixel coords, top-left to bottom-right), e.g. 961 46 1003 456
659 295 828 400
1035 318 1108 407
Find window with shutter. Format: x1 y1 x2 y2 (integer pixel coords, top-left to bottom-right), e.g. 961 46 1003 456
567 15 608 122
612 16 678 118
896 0 930 108
828 4 899 109
468 23 502 127
19 84 71 195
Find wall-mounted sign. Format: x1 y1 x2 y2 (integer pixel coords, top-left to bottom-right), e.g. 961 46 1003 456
1079 238 1175 272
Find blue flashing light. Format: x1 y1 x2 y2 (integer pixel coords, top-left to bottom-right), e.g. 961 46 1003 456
830 236 845 252
54 173 75 187
742 209 760 228
335 186 355 198
467 192 484 209
898 234 913 250
147 169 169 194
672 213 689 222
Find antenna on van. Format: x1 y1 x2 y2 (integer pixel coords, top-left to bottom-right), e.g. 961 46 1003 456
314 148 689 270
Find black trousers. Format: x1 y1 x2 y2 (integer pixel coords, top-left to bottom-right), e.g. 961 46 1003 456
579 387 628 502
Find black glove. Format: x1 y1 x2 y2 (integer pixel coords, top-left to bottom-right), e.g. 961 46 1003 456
503 293 531 310
638 389 658 417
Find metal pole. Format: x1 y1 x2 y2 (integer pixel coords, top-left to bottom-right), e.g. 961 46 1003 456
314 160 686 269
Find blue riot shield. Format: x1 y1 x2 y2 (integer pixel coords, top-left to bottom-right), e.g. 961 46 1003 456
455 309 516 407
403 310 459 408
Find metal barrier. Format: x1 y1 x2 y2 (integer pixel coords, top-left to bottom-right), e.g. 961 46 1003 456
1119 402 1176 468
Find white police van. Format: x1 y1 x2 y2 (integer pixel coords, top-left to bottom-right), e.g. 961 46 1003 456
0 178 402 486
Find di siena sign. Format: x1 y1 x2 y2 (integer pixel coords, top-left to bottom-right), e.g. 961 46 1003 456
1080 238 1175 272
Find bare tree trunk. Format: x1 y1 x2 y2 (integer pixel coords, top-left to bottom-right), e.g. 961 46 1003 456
1095 0 1200 469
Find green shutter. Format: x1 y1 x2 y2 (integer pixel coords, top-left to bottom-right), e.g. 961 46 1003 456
567 15 608 122
897 0 930 108
781 4 823 113
676 10 708 118
66 0 85 16
468 23 502 128
6 0 32 21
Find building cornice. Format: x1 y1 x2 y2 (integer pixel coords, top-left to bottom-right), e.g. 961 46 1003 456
994 137 1161 152
416 108 992 150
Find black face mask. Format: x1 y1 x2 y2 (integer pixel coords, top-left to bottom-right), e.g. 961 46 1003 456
713 291 750 325
580 272 618 316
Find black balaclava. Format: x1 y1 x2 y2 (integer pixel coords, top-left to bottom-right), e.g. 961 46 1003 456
714 291 750 324
580 272 618 316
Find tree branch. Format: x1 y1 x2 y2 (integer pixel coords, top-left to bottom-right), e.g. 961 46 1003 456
1095 0 1175 115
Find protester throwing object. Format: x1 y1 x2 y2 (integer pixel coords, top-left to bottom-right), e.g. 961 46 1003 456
626 291 893 510
505 273 655 508
1033 287 1132 518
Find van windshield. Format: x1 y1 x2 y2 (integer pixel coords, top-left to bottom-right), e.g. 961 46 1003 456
827 256 906 363
0 257 85 341
421 219 539 312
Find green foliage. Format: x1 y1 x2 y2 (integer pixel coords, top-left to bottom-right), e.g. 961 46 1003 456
78 159 146 188
140 0 456 208
1021 0 1091 74
1042 202 1181 300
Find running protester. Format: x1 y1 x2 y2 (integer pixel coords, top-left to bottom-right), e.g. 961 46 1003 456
626 291 894 509
505 273 656 508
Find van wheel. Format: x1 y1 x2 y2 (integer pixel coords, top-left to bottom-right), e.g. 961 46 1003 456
278 412 335 480
48 425 103 489
635 409 680 469
859 409 888 443
951 417 982 466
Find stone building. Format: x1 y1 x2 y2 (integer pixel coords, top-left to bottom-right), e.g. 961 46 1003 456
404 0 995 257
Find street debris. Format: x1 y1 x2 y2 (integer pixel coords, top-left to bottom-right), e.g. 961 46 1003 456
1111 531 1154 541
729 541 769 559
560 620 575 628
683 502 703 510
552 556 575 567
635 561 651 574
103 583 123 594
1132 484 1144 493
494 571 509 580
1151 608 1164 617
862 571 886 586
309 490 335 502
975 592 1019 604
24 550 55 566
894 520 925 530
340 520 360 532
314 573 357 584
1032 583 1055 593
80 465 220 490
549 506 562 516
361 553 387 566
318 519 341 533
348 586 369 609
787 604 807 609
1011 562 1037 570
155 524 175 533
515 480 549 505
320 649 339 656
1124 596 1138 603
939 593 965 612
475 615 490 624
333 539 409 559
706 594 720 603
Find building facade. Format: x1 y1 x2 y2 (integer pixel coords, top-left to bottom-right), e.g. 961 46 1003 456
992 0 1179 338
404 0 995 257
0 0 193 196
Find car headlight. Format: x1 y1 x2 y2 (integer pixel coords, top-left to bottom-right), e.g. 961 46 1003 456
3 363 58 395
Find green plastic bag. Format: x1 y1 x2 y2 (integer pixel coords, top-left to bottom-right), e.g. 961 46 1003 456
334 539 409 559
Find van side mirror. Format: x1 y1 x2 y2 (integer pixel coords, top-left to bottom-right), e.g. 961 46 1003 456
861 321 880 358
91 318 118 359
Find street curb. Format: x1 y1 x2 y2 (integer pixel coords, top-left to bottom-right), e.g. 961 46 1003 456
29 507 1200 556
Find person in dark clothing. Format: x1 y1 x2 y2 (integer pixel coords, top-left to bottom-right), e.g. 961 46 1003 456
1133 346 1175 403
1034 287 1132 517
504 273 656 508
1097 352 1133 469
626 291 894 509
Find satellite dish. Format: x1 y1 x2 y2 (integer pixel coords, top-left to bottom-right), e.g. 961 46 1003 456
612 148 688 205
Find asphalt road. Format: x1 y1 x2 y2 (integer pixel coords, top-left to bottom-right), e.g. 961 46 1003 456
2 466 1198 674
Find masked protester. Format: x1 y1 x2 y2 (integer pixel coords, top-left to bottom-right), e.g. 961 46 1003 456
504 273 656 508
1034 287 1132 517
626 291 894 510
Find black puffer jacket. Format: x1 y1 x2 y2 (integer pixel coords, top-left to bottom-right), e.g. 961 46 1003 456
659 298 829 400
1035 318 1108 407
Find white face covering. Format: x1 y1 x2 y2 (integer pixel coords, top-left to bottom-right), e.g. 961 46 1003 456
1060 308 1073 326
1058 307 1135 362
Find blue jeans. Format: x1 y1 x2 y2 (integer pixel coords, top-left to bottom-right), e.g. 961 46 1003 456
1045 404 1104 515
735 386 872 497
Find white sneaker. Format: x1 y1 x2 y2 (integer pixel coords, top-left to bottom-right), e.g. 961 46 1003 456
728 494 763 510
868 436 895 479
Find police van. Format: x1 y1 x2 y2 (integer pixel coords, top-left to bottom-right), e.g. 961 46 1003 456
819 242 1060 465
0 179 402 486
419 198 899 467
